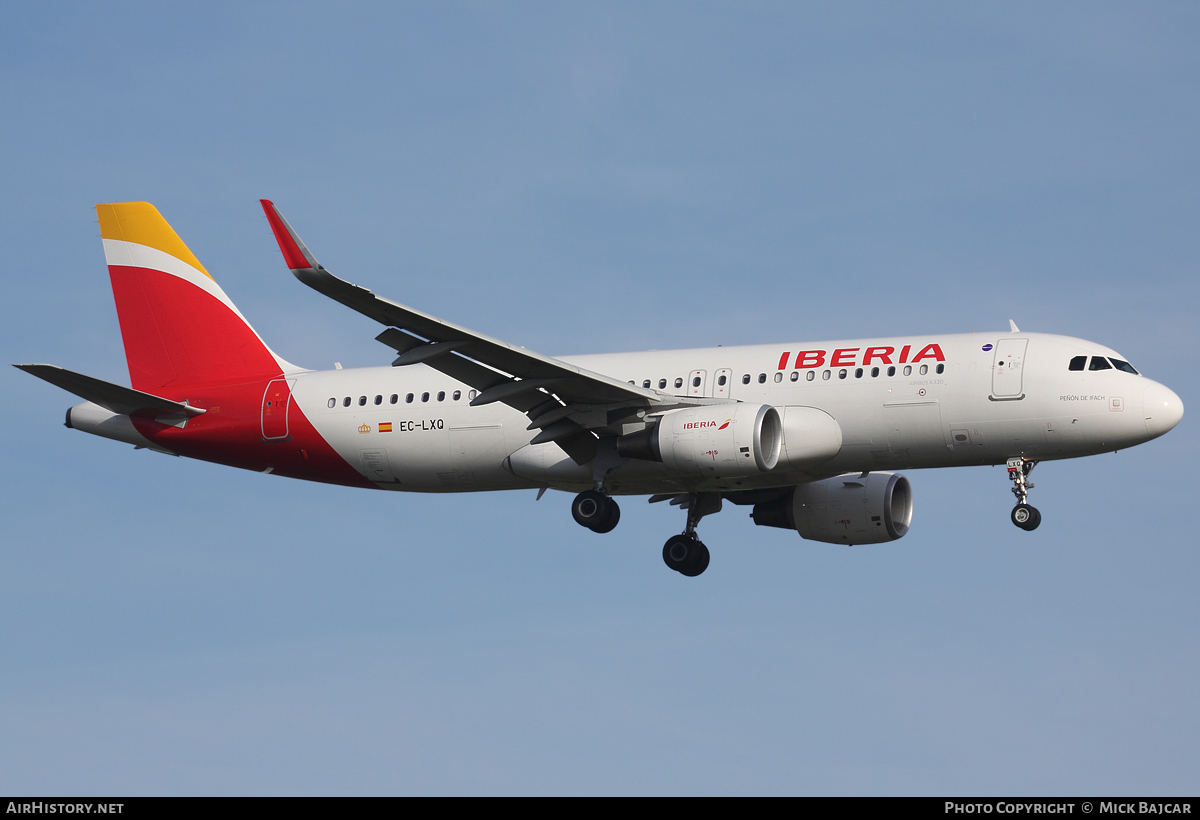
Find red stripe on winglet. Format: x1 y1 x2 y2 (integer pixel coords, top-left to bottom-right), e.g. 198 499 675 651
260 199 311 271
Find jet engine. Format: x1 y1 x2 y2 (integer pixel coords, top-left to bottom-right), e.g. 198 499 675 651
776 406 842 470
617 403 782 479
750 472 912 545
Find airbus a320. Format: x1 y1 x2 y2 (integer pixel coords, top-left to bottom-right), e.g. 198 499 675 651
17 202 1184 576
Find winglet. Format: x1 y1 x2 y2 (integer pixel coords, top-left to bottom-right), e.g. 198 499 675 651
1009 319 1020 333
260 200 320 271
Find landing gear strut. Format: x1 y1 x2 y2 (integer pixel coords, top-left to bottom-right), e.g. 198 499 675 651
661 492 720 577
1007 457 1041 531
572 489 620 533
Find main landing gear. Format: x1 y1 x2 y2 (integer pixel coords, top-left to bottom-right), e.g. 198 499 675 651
1007 457 1041 532
661 492 720 577
568 487 718 577
571 489 620 533
663 533 709 577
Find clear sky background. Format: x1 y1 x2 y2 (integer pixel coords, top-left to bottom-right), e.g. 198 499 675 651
1 2 1197 796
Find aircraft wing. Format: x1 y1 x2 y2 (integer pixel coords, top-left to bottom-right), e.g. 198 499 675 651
15 364 206 419
261 200 696 462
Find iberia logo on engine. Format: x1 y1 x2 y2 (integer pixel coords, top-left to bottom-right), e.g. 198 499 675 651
684 419 732 430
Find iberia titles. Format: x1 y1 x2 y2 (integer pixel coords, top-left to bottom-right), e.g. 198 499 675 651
775 343 946 370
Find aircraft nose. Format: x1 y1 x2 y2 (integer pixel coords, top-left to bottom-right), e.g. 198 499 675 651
1143 381 1184 440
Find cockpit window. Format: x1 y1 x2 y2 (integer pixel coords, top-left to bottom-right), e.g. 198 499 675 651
1089 356 1112 371
1068 356 1087 371
1109 358 1138 374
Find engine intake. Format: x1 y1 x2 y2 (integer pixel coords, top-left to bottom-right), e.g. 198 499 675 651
618 403 782 478
751 472 912 545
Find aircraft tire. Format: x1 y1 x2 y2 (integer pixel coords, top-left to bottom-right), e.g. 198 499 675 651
663 534 708 575
678 541 710 577
591 499 620 533
573 490 616 532
1011 504 1041 531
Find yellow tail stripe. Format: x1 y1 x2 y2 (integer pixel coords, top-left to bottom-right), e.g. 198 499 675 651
96 202 210 278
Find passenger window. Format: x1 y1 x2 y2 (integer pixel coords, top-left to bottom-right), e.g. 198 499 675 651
741 374 750 385
327 398 336 408
822 370 831 380
358 396 367 406
774 373 782 383
390 394 398 404
692 376 701 387
453 390 461 400
421 392 430 402
935 364 944 374
718 374 727 386
406 393 414 403
469 390 478 400
659 379 667 389
919 365 928 375
1110 358 1138 374
790 371 799 382
871 367 879 378
838 369 847 379
758 373 766 384
854 368 863 379
903 366 912 376
643 380 651 388
1068 356 1087 371
343 397 351 407
437 391 445 401
806 371 815 382
887 366 896 377
675 378 684 389
1089 356 1112 371
374 395 382 405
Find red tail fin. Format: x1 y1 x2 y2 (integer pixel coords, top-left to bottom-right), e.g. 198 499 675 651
97 202 287 392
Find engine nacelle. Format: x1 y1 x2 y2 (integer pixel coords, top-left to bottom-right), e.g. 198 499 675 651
777 406 842 470
618 403 782 478
751 472 912 545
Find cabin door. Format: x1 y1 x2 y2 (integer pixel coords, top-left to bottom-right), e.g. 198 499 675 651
261 379 293 440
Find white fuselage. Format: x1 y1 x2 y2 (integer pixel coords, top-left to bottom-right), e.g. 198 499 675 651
290 330 1179 495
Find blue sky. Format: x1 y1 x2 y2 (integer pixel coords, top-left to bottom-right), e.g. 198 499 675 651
1 2 1197 795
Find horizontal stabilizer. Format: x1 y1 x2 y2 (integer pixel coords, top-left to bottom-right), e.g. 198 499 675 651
15 364 206 418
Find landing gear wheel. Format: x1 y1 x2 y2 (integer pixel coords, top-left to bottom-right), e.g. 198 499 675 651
680 542 710 576
572 490 619 533
662 534 710 576
1011 504 1041 531
593 499 620 533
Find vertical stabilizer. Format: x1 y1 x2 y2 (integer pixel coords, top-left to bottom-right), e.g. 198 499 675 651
98 202 288 391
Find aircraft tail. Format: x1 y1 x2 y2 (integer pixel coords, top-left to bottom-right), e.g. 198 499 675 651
97 202 289 392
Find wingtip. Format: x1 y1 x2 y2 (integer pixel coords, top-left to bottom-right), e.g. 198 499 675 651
260 199 316 271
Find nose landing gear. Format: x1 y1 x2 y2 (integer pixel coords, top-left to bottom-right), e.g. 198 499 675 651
571 489 620 533
1007 457 1041 531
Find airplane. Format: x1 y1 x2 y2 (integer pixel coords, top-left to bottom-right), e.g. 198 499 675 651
17 201 1184 577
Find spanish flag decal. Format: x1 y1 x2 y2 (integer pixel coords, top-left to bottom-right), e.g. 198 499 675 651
379 422 393 433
